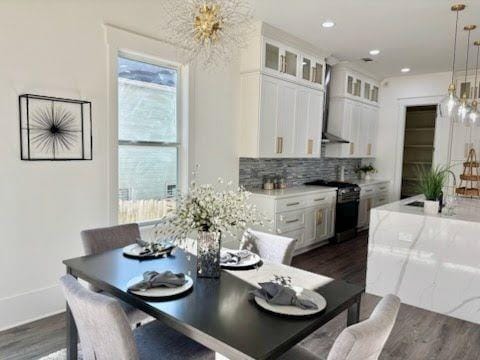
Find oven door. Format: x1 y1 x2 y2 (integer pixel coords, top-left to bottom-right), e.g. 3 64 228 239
335 197 359 242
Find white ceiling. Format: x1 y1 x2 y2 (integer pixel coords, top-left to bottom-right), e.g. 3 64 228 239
251 0 480 80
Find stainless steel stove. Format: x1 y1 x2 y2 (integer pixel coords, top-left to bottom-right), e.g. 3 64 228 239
305 180 360 242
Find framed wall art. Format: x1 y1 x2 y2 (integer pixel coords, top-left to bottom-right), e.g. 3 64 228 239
19 94 93 161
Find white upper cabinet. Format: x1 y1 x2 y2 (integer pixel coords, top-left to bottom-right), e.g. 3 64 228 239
325 65 380 158
240 73 323 158
239 22 326 158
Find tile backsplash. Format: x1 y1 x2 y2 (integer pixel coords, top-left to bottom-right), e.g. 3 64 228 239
239 154 363 189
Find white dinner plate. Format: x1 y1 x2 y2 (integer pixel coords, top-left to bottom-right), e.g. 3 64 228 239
126 275 193 298
123 243 174 259
254 286 326 316
220 250 261 269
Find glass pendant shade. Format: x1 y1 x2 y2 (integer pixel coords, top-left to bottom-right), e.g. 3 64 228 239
439 89 461 119
455 97 472 124
469 101 480 125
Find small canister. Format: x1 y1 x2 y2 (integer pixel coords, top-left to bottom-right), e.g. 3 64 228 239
263 176 274 190
278 177 287 189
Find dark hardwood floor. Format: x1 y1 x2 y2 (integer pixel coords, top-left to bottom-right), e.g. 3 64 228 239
1 232 479 359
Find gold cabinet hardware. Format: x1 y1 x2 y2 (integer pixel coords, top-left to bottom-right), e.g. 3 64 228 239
316 209 324 225
286 201 300 207
350 142 355 155
286 219 300 224
367 143 372 156
314 197 326 202
276 137 284 154
307 139 314 155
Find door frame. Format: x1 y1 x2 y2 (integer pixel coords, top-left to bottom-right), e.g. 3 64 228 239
392 95 443 200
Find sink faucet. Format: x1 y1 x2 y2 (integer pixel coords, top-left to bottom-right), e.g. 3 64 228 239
444 169 457 192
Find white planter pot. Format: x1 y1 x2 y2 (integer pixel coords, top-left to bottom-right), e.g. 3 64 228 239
424 200 439 215
360 173 373 180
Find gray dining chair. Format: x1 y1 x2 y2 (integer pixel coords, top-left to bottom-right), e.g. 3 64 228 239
239 229 297 265
60 275 214 360
80 223 153 327
279 294 401 360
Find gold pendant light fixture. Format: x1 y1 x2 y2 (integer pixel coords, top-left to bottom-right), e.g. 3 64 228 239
468 40 480 125
455 25 477 124
439 4 466 120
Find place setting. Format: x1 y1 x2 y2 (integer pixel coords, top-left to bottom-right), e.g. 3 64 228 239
123 238 176 260
219 249 262 270
126 270 193 300
249 275 327 317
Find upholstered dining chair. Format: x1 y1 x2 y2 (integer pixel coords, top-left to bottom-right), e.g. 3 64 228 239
239 229 297 265
279 294 401 360
60 275 213 360
80 223 153 327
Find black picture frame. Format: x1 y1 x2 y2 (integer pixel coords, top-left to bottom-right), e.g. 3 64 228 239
19 94 93 161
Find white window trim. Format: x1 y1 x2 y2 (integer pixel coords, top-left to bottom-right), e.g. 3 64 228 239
105 24 194 225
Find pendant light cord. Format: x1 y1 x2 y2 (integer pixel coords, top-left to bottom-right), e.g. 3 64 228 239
452 10 460 83
464 29 472 86
474 46 480 100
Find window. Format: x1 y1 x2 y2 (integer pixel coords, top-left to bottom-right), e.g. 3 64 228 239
117 55 179 224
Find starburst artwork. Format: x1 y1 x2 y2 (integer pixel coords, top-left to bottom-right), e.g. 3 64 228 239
19 94 92 160
161 0 253 68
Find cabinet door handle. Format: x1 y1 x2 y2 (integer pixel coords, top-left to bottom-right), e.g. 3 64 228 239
367 143 372 156
314 197 326 202
365 189 374 193
286 219 300 224
379 186 386 190
307 139 314 155
465 143 469 158
350 142 355 155
286 201 300 207
378 198 386 202
312 67 316 82
276 137 284 154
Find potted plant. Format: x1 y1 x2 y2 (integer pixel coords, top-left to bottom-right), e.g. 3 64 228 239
355 164 377 180
156 175 264 278
417 165 447 215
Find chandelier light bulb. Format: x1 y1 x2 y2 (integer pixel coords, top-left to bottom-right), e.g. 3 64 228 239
439 84 460 119
455 95 472 124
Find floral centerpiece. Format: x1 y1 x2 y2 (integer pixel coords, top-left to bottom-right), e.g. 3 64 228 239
156 176 264 278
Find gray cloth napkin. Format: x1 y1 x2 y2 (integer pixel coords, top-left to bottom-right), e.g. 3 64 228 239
250 282 318 310
220 250 252 265
128 271 186 291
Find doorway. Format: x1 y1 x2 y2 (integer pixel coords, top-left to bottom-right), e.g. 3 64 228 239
400 105 437 199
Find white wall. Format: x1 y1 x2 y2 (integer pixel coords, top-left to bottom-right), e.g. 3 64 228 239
376 72 452 200
0 0 239 330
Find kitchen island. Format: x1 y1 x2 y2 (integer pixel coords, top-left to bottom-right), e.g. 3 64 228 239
366 195 480 324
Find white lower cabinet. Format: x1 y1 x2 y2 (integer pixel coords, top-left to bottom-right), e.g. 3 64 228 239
357 182 390 230
249 189 336 254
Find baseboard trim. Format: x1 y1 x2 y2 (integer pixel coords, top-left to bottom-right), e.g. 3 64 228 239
0 284 65 332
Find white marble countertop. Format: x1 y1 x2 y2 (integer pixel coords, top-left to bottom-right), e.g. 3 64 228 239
248 185 337 199
376 194 480 224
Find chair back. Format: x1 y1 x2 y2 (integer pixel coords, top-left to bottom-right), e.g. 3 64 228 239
60 275 139 360
240 229 296 265
81 223 140 255
327 294 401 360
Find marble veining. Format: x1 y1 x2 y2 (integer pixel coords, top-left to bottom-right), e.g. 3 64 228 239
366 196 480 324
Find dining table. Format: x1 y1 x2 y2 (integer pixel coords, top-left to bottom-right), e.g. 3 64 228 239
63 247 364 360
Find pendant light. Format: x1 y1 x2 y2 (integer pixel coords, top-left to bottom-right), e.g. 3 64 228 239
439 4 465 120
455 25 476 124
469 41 480 125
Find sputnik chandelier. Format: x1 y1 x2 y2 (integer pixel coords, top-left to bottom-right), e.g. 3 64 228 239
162 0 253 68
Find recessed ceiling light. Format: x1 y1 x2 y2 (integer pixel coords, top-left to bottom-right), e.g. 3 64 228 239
369 49 380 56
322 21 335 28
401 68 411 73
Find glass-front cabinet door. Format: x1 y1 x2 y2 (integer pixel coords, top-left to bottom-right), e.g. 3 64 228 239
265 42 280 72
312 62 323 85
354 79 362 97
302 57 312 81
347 75 354 95
364 83 371 101
284 50 298 77
371 86 379 102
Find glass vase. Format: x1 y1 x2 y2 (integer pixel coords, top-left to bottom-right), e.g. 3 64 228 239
196 231 221 278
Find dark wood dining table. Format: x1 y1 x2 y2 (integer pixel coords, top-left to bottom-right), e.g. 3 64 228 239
63 248 364 360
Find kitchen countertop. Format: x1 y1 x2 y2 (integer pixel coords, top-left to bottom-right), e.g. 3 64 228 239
248 185 337 199
347 178 391 186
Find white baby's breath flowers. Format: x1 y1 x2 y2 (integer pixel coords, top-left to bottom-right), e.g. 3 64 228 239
154 177 265 247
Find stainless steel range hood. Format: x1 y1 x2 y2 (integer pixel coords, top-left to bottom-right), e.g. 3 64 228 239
322 64 350 144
